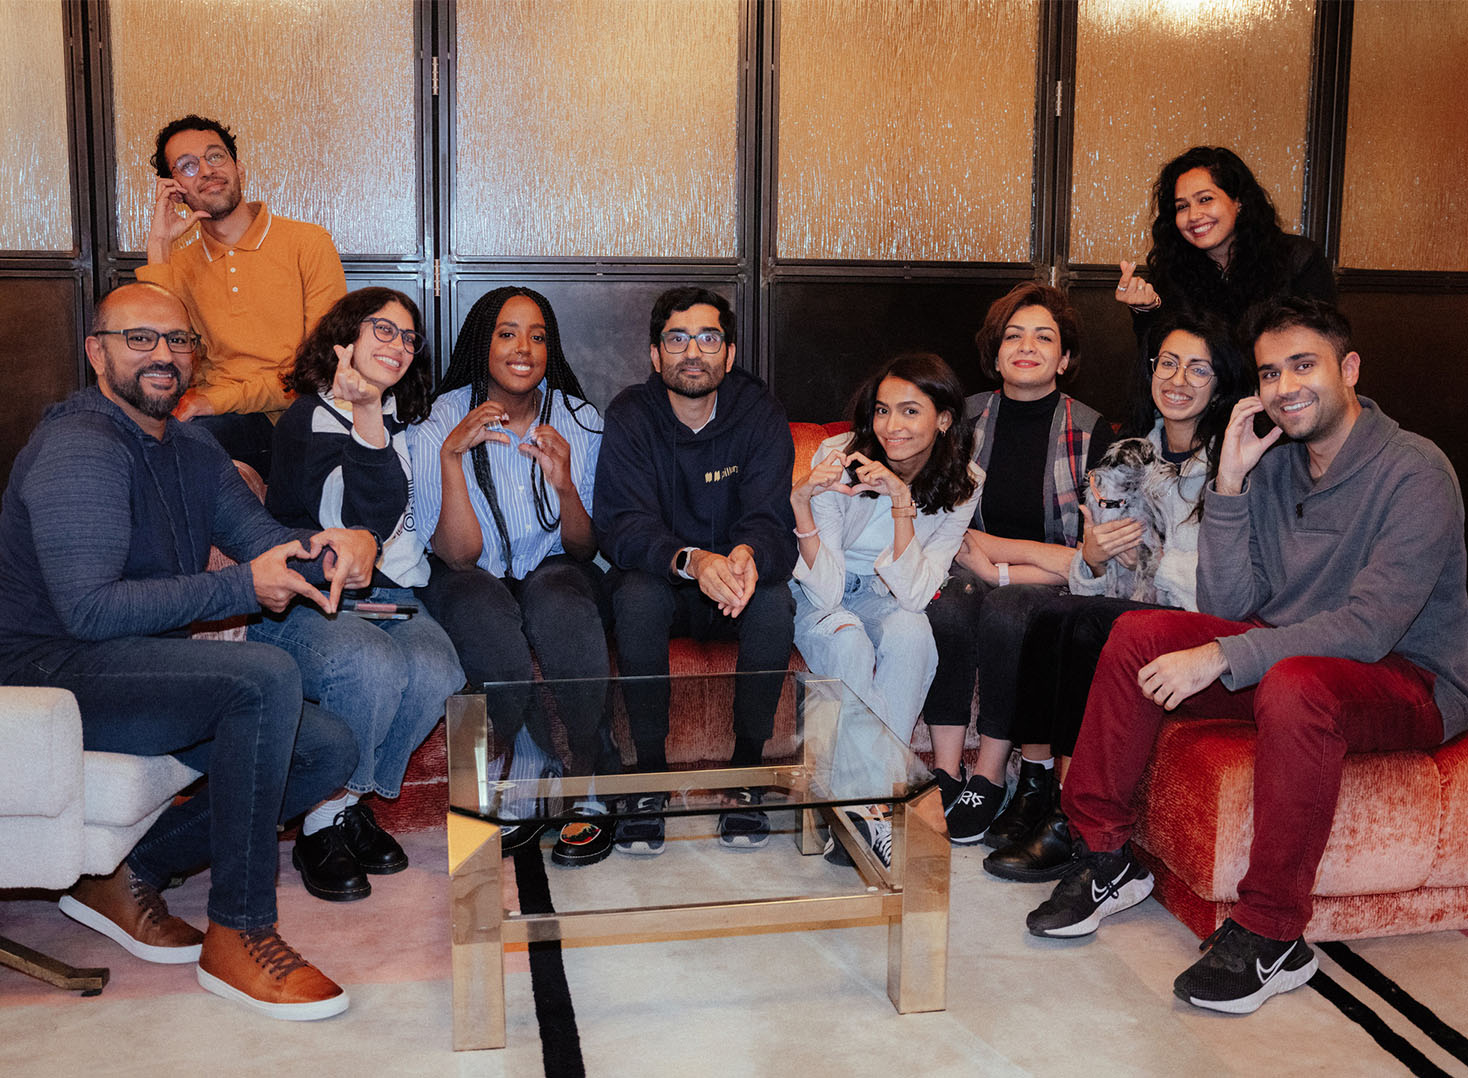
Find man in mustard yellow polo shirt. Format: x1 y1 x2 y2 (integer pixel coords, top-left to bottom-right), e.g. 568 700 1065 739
136 114 346 480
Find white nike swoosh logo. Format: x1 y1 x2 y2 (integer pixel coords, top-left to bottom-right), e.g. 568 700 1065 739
1256 947 1292 982
1090 866 1128 903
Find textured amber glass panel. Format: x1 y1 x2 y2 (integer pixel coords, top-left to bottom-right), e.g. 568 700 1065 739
1071 0 1314 266
777 0 1037 262
1340 1 1468 271
0 1 72 251
110 0 417 256
455 0 740 259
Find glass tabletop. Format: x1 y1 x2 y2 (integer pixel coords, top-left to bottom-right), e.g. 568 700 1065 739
444 670 933 826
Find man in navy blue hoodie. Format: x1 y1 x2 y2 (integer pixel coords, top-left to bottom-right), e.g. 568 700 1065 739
595 287 797 854
0 282 377 1020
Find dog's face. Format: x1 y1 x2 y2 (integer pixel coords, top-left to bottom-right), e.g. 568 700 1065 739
1086 437 1161 525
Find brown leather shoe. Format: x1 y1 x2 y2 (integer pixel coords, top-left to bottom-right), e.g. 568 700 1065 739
58 862 203 964
196 922 349 1021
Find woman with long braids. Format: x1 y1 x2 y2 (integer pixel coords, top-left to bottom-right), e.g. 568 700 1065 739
410 286 615 867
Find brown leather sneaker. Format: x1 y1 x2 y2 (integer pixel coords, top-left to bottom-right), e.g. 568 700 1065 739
196 922 349 1021
58 862 204 964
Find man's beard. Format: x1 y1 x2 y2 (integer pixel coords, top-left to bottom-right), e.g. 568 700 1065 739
106 357 186 420
187 177 242 219
660 363 724 400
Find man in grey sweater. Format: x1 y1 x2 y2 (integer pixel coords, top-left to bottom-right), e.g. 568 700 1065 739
1024 297 1468 1014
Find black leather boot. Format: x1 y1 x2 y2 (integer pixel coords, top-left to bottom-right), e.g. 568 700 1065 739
981 759 1055 849
982 803 1076 882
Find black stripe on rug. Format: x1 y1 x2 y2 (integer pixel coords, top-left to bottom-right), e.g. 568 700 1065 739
513 844 585 1078
1309 969 1451 1077
1319 941 1468 1067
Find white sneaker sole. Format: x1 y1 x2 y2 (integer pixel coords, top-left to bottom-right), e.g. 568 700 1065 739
197 966 350 1021
1181 953 1319 1014
58 895 201 964
1036 873 1155 938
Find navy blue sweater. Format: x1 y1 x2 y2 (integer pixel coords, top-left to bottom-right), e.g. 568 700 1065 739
594 368 797 583
0 388 314 681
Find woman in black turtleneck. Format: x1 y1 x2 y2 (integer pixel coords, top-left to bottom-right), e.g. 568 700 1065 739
923 281 1114 845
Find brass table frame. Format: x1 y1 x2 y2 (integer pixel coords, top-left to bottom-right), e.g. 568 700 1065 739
446 692 950 1052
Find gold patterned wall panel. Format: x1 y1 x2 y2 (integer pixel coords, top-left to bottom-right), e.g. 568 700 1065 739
109 0 418 256
0 0 72 251
454 0 741 259
1070 0 1314 268
776 0 1037 262
1340 0 1468 272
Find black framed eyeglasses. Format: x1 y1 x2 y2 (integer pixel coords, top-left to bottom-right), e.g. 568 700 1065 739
361 317 426 354
171 149 232 178
93 328 200 354
660 330 725 355
1150 354 1215 387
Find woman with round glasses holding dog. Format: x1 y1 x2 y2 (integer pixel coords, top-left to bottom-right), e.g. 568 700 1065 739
255 287 465 900
979 310 1249 882
410 287 614 867
1114 146 1335 336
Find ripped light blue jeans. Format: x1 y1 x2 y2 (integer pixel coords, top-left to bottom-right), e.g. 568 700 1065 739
791 572 938 744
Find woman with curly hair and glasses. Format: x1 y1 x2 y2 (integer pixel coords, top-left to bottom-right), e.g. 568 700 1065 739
254 287 465 901
1114 146 1335 336
409 286 614 867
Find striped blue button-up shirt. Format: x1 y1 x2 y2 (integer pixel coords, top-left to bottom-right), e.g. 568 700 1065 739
409 382 602 578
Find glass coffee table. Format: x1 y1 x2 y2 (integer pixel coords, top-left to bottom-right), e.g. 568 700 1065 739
445 671 949 1051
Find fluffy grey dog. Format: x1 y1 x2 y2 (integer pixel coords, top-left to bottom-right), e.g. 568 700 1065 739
1084 437 1176 603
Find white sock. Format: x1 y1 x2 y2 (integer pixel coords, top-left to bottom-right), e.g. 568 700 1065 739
301 793 354 836
1021 756 1055 769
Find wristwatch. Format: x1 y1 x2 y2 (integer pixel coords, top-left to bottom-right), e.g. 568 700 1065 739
674 547 697 580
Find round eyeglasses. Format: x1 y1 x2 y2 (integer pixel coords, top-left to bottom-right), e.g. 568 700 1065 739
660 330 725 355
1150 354 1215 388
360 317 426 354
171 149 232 178
93 328 201 354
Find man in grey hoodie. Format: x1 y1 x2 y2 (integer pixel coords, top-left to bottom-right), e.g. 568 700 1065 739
1024 297 1468 1015
0 282 377 1020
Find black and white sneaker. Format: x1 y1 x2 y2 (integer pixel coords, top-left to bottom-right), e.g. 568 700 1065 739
1026 842 1154 938
824 805 892 868
613 793 668 856
941 771 1005 846
718 788 770 850
550 800 614 868
1173 918 1318 1014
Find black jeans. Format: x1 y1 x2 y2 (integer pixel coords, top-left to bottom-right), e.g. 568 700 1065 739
607 569 795 764
417 554 612 767
1011 595 1160 754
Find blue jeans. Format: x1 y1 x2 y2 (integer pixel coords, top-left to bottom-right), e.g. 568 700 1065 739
792 573 938 743
248 588 465 798
14 636 355 930
417 555 614 770
608 569 795 762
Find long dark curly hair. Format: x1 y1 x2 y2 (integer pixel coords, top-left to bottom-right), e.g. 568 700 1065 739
285 286 433 423
435 286 600 574
1123 309 1250 516
1145 146 1293 322
844 353 977 514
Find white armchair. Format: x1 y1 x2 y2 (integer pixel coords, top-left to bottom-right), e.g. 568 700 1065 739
0 686 200 993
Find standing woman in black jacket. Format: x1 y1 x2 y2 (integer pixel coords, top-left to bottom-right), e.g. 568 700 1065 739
1115 146 1335 335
